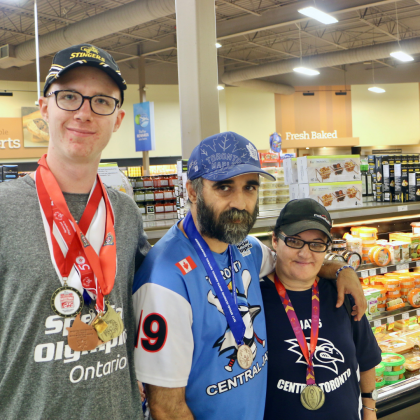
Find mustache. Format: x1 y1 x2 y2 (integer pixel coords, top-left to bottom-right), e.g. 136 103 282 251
219 208 254 228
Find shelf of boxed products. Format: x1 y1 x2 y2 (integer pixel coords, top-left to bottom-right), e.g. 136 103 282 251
129 175 178 223
253 199 420 231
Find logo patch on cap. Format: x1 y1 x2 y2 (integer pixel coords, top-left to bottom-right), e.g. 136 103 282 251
246 143 259 160
314 214 331 225
69 45 105 62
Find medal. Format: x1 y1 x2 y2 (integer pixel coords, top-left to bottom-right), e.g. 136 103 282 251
301 385 325 410
274 274 324 410
92 301 124 342
51 284 84 318
66 313 102 351
237 344 253 369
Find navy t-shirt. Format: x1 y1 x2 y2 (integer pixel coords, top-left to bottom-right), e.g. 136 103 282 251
261 276 381 420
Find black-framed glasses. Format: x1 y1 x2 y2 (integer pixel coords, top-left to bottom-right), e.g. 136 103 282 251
47 90 120 116
278 233 329 253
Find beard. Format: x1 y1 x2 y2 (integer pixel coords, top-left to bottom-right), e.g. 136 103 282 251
196 194 258 245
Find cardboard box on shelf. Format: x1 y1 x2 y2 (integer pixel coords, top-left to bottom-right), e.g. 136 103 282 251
289 183 299 200
297 155 361 184
298 181 363 210
283 158 298 185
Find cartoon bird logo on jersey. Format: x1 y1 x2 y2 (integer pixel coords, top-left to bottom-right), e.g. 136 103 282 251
286 337 345 375
207 269 265 371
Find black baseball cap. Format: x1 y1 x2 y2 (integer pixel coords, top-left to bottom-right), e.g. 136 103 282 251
275 198 332 241
43 43 127 104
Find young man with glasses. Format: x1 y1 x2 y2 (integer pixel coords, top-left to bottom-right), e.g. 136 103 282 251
0 44 149 419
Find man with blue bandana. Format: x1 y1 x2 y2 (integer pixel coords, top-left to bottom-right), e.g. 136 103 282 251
133 131 366 420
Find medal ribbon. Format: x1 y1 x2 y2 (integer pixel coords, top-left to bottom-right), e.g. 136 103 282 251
183 212 246 346
274 273 320 385
36 154 117 312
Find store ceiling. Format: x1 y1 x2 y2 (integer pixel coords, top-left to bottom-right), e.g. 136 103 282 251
1 0 420 87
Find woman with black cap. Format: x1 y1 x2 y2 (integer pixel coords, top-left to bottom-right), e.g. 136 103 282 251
261 198 381 420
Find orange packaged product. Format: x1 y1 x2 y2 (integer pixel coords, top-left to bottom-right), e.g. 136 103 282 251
382 278 400 289
358 227 378 238
408 289 420 307
372 247 392 266
401 287 414 295
385 273 401 277
374 285 387 297
378 296 387 303
386 297 406 312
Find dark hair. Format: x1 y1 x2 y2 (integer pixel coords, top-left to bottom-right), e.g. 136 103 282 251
187 177 203 205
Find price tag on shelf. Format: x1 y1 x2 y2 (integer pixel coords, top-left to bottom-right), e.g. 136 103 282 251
398 205 408 212
417 309 420 316
373 320 382 328
417 261 420 267
387 316 395 324
369 269 377 277
380 267 388 274
388 323 395 331
402 313 409 320
396 264 409 271
359 270 369 278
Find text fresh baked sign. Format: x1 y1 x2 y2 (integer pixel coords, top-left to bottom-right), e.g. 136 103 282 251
286 130 338 140
0 118 48 159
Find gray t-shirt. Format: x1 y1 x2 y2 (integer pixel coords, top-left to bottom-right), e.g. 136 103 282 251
0 176 150 419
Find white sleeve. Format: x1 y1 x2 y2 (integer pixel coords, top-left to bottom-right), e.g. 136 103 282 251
255 238 276 278
133 283 194 388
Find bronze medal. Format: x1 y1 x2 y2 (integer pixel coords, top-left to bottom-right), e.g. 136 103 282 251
92 302 124 343
237 344 253 370
66 313 103 351
301 384 325 410
51 286 84 318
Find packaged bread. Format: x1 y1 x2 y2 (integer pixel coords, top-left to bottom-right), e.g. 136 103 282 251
379 337 412 353
404 354 420 372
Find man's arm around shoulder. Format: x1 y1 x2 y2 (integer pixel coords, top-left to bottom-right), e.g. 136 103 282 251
146 384 195 420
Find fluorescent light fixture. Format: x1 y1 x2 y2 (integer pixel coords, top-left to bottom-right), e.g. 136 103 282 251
217 85 225 90
390 51 414 62
0 92 12 96
335 91 347 96
303 92 315 96
368 87 386 93
293 67 320 76
306 147 310 149
216 43 222 48
298 7 338 24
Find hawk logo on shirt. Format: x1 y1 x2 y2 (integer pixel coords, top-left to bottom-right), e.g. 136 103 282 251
207 269 265 372
176 256 197 275
285 337 345 375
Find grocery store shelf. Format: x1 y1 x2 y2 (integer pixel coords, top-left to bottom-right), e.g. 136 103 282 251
357 261 420 278
369 306 420 327
143 200 420 241
377 377 420 418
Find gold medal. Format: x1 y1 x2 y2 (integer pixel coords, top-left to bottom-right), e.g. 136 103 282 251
301 384 325 410
51 286 84 318
237 344 253 370
92 302 124 342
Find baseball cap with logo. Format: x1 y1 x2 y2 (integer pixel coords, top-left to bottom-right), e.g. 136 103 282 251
43 43 127 104
187 131 275 182
275 198 332 241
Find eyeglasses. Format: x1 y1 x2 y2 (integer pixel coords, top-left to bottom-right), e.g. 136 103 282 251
278 233 329 253
47 90 120 116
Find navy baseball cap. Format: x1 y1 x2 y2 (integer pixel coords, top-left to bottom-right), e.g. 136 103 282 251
275 198 332 241
187 132 275 182
43 43 127 104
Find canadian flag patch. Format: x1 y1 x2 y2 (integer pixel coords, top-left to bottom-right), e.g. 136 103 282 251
176 256 197 275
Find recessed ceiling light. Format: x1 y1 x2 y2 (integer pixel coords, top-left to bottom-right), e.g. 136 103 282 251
217 85 225 90
293 67 320 76
390 51 414 62
368 87 386 93
216 43 222 48
306 147 309 149
298 7 338 25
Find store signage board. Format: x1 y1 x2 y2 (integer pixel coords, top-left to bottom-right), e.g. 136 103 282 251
0 118 47 159
98 163 124 192
286 130 338 140
133 102 155 152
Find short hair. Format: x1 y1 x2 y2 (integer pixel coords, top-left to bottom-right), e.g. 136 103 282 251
187 177 203 205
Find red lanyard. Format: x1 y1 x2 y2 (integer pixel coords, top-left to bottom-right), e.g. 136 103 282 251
36 154 116 312
274 273 320 385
